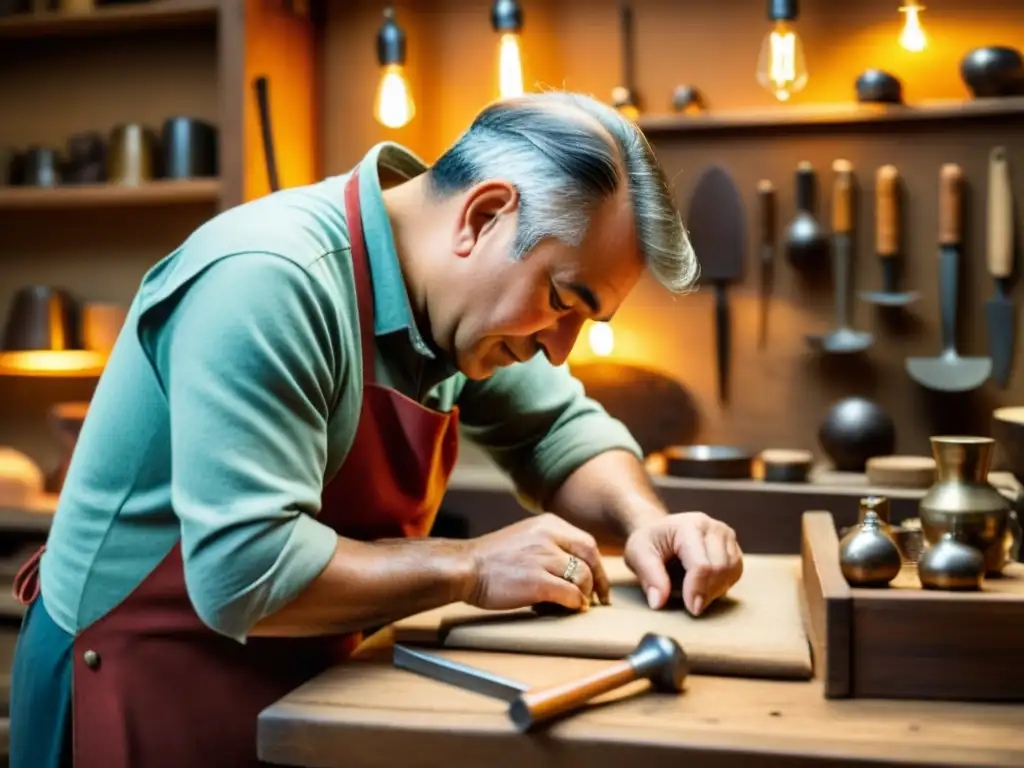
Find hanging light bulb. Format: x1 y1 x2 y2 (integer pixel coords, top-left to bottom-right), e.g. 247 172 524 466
898 1 927 52
755 0 808 102
588 322 614 357
373 6 415 129
491 0 524 99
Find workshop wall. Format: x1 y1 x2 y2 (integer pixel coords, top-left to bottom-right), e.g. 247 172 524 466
322 0 1024 462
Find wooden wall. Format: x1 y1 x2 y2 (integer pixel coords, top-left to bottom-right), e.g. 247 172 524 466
320 0 1024 463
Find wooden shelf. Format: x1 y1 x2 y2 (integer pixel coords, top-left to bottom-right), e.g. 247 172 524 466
0 0 218 39
0 178 220 210
636 96 1024 136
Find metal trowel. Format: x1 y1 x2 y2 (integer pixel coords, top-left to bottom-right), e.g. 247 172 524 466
906 164 993 392
859 164 920 307
806 159 874 354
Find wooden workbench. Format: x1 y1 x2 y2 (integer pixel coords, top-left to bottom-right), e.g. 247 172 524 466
257 630 1024 768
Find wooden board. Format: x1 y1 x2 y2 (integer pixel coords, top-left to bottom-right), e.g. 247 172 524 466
801 511 1024 701
257 629 1024 768
393 555 811 680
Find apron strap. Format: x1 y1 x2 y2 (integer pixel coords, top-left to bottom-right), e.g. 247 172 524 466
13 544 45 606
343 170 377 385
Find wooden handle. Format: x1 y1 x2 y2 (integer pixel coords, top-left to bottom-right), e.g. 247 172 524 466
875 164 899 258
939 163 963 246
757 179 776 246
987 147 1013 278
831 159 853 234
511 660 636 729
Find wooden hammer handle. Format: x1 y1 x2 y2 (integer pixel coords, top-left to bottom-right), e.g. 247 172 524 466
832 159 853 234
939 163 963 247
875 164 899 258
988 147 1013 279
510 659 636 730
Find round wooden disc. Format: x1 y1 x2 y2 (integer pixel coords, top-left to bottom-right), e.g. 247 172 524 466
865 455 936 488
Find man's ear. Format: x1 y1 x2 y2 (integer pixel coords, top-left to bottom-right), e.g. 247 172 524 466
452 180 519 258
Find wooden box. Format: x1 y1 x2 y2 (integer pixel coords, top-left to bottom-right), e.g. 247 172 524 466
800 511 1024 702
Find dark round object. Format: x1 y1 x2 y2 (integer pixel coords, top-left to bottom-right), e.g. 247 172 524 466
664 445 753 480
855 69 903 104
570 362 699 456
490 0 523 33
960 46 1024 98
671 84 706 113
818 398 896 473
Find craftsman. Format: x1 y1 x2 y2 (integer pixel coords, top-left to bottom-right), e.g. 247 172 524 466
10 91 743 767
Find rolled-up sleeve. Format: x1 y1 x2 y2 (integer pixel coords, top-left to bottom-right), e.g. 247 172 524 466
456 354 642 509
144 252 342 642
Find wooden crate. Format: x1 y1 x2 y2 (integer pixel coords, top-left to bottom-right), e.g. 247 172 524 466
800 511 1024 701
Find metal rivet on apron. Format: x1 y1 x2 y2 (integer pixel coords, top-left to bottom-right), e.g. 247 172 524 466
83 649 101 670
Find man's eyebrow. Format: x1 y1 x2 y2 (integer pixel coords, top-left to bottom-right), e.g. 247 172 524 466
568 282 613 322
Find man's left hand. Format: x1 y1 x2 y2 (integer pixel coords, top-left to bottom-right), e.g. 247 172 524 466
623 512 743 616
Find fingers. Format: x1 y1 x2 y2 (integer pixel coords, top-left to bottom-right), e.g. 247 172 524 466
539 514 611 605
676 518 744 617
537 571 591 611
624 541 671 610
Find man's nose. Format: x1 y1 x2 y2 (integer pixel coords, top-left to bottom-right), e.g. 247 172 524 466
537 314 585 366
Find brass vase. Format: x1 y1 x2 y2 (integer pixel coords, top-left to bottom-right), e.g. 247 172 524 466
918 436 1011 575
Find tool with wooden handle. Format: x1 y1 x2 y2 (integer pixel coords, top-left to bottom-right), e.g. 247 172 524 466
985 146 1015 388
757 179 776 350
394 633 688 733
806 159 874 354
906 164 992 392
859 164 920 307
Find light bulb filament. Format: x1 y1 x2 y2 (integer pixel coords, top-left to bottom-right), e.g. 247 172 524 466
498 32 523 98
756 21 808 102
898 3 926 52
374 63 415 129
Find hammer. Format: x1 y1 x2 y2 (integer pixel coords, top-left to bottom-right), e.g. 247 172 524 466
394 633 689 732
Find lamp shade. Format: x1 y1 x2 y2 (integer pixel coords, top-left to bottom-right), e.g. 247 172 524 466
0 285 106 377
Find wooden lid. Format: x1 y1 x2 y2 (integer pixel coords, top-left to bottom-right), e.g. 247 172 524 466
760 449 814 466
865 455 936 488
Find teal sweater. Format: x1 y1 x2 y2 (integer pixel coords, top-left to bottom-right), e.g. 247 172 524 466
39 142 642 643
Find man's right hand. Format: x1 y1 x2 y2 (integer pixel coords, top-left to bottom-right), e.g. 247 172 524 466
462 513 611 612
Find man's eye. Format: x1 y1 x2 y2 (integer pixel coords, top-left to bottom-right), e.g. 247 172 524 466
549 283 569 311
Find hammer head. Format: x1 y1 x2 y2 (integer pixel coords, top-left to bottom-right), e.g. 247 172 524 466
629 633 689 692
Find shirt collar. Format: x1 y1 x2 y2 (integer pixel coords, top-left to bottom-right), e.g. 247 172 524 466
355 142 437 359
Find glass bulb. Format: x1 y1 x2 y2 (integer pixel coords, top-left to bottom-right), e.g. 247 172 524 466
588 322 614 357
374 63 415 129
898 3 927 52
498 32 524 98
755 21 808 102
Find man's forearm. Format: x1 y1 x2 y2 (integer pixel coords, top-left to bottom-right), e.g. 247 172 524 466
546 449 668 546
250 536 475 637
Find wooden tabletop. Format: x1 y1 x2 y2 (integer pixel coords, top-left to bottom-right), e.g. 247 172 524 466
257 630 1024 768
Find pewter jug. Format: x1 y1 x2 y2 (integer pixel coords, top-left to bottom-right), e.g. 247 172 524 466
918 436 1011 575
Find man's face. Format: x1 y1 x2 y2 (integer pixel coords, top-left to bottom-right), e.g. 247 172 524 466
438 180 644 380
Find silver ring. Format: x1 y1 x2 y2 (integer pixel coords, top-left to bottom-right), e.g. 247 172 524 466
563 555 580 584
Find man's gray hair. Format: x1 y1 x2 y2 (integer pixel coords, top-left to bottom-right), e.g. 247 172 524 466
427 91 698 294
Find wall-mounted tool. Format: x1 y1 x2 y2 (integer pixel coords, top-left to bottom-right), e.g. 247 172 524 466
806 159 873 355
393 634 688 732
685 166 747 405
785 161 830 273
611 3 640 119
757 179 776 350
985 146 1015 388
906 164 992 392
859 164 919 307
253 76 280 193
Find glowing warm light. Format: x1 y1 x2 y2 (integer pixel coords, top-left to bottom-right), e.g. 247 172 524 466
0 350 106 378
898 2 927 52
755 21 808 102
498 32 524 98
588 322 614 357
374 63 415 129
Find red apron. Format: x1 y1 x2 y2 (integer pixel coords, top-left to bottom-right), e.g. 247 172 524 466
13 169 460 767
